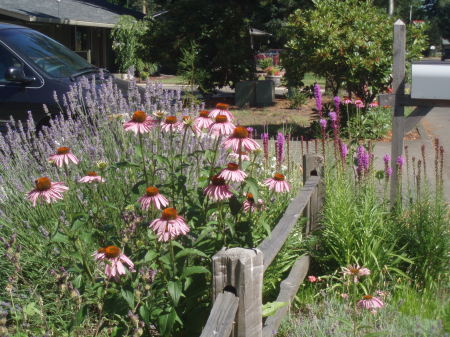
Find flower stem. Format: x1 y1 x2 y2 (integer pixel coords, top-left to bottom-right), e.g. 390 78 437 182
169 240 177 276
138 133 149 186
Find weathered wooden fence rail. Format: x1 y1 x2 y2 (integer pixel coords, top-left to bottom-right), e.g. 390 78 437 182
200 154 324 337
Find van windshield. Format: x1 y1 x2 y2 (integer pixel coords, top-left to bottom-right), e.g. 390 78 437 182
0 28 95 78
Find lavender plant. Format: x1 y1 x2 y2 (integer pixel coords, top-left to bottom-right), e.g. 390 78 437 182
0 74 302 336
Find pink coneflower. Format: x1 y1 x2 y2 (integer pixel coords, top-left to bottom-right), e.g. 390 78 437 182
93 245 135 279
48 147 79 167
194 110 213 130
138 186 169 211
149 208 190 242
204 175 233 201
354 99 364 108
343 96 352 104
209 103 234 121
242 193 264 213
181 116 200 135
218 163 247 182
161 116 182 133
357 295 384 310
369 101 379 108
26 177 69 207
264 173 290 193
123 110 155 134
209 115 236 137
79 171 105 183
228 150 250 162
222 126 260 152
307 275 318 283
342 264 371 283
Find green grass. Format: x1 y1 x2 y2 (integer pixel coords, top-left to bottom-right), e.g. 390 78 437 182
303 72 326 87
153 75 187 84
277 287 449 337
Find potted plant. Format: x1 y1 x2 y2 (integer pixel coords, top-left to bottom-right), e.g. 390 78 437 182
264 66 282 86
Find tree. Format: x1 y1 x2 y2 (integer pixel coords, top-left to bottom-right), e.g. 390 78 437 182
282 0 427 104
145 0 259 92
111 15 157 76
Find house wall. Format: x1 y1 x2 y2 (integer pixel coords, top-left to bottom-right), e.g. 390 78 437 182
0 15 117 71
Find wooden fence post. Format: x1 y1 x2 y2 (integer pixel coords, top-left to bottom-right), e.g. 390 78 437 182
302 154 324 233
212 248 264 337
390 19 406 204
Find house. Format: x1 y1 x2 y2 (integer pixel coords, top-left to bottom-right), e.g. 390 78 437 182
0 0 145 71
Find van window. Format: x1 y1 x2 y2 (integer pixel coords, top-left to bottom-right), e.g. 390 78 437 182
1 28 93 78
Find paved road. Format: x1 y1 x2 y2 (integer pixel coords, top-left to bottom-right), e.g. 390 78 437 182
372 107 450 200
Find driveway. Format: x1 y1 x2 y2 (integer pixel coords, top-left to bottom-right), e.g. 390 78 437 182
372 107 450 201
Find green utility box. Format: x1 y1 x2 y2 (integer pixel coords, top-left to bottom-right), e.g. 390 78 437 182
235 80 274 107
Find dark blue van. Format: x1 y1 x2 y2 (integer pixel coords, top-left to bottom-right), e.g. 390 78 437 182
0 23 128 132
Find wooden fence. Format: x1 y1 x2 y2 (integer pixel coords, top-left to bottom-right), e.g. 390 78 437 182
200 154 325 337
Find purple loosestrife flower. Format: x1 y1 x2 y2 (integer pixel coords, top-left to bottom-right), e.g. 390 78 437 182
333 96 341 115
276 132 285 166
340 142 348 159
314 83 322 116
329 112 337 122
383 154 392 179
356 146 370 178
396 156 405 170
262 133 269 162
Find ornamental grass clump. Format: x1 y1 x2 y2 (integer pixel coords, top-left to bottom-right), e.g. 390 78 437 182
0 73 301 336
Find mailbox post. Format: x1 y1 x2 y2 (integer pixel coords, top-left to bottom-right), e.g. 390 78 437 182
379 19 450 204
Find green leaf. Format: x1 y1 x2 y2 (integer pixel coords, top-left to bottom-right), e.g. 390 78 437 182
182 266 210 278
72 275 82 288
158 308 177 337
51 232 69 243
139 305 151 324
245 177 260 200
23 303 40 317
155 154 170 167
262 301 288 317
132 180 146 195
121 289 135 309
144 250 158 262
68 305 87 331
175 248 208 260
168 281 183 306
111 161 140 169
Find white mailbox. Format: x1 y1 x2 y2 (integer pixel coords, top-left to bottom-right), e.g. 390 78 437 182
411 61 450 100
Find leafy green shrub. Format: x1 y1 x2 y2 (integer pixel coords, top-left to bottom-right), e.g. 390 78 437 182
258 57 274 70
111 15 157 75
346 106 392 139
395 189 449 289
287 87 308 109
317 166 407 288
282 0 427 103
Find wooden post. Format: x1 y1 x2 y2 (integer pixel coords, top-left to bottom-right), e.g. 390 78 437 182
302 154 324 233
390 20 406 204
212 248 264 337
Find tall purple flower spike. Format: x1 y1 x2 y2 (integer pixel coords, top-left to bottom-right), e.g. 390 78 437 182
314 83 322 115
333 96 340 115
276 132 285 165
